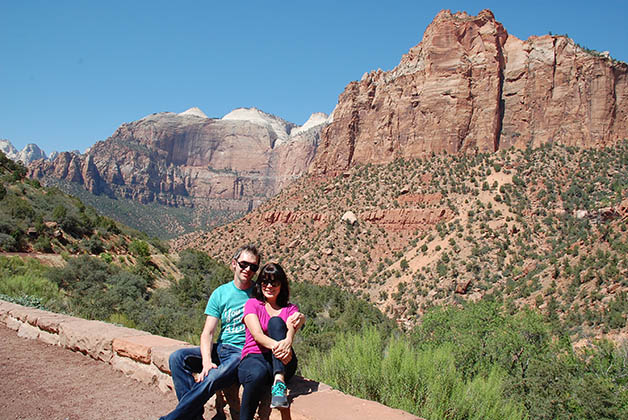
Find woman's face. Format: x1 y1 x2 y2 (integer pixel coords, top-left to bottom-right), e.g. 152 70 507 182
261 278 281 301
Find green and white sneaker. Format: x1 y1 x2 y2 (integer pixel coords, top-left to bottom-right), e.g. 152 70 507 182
270 381 289 408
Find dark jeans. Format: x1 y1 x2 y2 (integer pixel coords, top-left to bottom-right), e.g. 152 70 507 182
160 342 241 420
238 317 298 420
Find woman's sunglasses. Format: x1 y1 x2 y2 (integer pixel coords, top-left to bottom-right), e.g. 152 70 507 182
237 260 259 272
260 279 281 287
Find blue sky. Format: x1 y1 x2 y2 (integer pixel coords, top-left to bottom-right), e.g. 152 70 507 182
2 1 626 154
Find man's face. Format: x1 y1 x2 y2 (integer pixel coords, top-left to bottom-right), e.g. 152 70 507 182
233 250 259 286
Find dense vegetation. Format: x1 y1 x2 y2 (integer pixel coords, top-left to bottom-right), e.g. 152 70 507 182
3 143 628 418
3 250 626 419
0 151 167 255
44 178 241 239
304 300 628 419
206 141 628 339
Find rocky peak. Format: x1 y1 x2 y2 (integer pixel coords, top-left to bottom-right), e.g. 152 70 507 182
0 139 48 164
310 9 628 175
28 107 326 231
178 107 209 119
222 107 296 146
18 143 47 164
291 112 330 137
0 139 18 159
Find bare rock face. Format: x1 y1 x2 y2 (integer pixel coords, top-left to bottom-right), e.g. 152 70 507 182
311 9 628 175
28 108 328 213
0 140 19 159
1 140 48 165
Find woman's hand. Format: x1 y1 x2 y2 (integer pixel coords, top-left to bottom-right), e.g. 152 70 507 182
272 338 292 360
287 312 305 330
273 338 293 365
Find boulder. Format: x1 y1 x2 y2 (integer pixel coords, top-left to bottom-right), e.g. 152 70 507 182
341 211 358 225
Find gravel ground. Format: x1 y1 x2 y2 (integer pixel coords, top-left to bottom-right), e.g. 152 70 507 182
0 324 180 420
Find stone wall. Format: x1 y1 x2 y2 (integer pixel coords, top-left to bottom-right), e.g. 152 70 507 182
0 299 421 420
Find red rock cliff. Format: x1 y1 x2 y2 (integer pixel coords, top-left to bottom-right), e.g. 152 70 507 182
311 9 628 175
29 109 325 211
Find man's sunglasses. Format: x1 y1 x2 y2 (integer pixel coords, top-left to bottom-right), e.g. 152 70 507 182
237 260 259 272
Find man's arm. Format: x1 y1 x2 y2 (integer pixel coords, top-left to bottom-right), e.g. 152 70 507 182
196 315 220 383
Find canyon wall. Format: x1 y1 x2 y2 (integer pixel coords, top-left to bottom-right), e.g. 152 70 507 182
29 109 326 212
311 9 628 175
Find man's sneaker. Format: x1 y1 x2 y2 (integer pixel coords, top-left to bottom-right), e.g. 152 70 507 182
270 381 289 408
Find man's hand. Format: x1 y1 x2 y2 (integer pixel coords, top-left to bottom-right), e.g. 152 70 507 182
196 361 218 383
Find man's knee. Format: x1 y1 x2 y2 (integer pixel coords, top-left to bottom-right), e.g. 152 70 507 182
169 347 202 375
169 348 186 371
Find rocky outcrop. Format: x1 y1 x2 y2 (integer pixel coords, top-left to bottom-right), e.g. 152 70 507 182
262 210 329 225
28 108 328 211
311 9 628 175
1 139 48 165
360 208 452 230
0 139 19 159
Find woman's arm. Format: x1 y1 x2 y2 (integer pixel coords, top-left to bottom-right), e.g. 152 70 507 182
273 311 306 361
243 313 278 350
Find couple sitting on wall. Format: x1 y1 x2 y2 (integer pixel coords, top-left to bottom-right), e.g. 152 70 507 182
160 244 306 420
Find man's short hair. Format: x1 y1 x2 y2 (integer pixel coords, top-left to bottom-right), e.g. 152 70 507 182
232 244 261 263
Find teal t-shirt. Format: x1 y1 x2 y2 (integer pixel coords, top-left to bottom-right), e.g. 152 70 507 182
204 281 254 349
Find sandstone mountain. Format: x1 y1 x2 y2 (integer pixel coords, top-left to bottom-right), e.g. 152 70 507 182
1 139 48 165
171 10 628 340
28 108 328 234
311 9 628 175
27 9 628 239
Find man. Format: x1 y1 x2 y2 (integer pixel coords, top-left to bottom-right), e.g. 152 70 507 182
160 244 261 420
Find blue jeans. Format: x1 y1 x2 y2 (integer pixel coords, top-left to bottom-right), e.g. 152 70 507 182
160 342 241 420
238 317 298 420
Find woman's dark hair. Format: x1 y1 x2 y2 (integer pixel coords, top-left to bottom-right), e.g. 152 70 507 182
254 263 290 307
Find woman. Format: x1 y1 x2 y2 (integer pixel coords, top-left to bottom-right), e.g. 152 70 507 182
238 263 306 420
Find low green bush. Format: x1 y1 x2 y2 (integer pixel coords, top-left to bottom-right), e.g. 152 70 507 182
303 301 628 419
0 273 62 303
304 327 525 420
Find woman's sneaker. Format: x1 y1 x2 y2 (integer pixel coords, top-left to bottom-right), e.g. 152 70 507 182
270 381 289 408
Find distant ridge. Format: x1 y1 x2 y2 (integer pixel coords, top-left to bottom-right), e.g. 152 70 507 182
27 106 328 236
0 139 48 165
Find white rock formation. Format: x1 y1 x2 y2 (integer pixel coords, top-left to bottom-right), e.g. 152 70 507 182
179 107 209 119
0 139 47 164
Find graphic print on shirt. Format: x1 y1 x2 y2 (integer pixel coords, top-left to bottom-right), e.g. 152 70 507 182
222 306 245 335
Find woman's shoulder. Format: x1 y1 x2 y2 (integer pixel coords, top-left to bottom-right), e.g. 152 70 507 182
244 297 264 310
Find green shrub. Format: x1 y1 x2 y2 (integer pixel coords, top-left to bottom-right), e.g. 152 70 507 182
0 232 17 251
129 239 150 258
304 327 525 420
108 312 137 329
34 236 53 253
0 274 61 303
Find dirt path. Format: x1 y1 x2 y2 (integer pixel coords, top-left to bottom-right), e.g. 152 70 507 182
0 325 179 420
